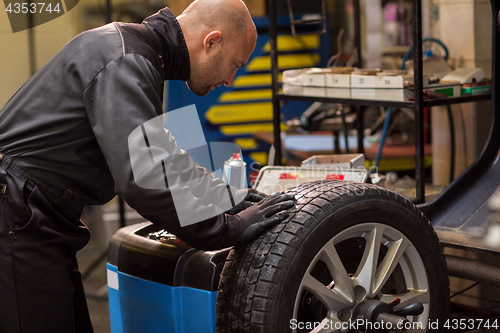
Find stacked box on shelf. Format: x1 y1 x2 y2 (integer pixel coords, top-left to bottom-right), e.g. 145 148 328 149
350 69 380 100
325 68 352 98
375 72 418 101
283 68 330 97
350 69 427 101
282 67 353 98
283 67 444 102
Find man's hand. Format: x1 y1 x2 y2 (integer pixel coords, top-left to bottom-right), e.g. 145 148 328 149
233 192 295 245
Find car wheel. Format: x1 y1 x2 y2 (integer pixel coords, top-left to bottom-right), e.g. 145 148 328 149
216 180 449 332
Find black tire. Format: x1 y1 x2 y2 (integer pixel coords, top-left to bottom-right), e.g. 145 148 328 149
216 180 449 333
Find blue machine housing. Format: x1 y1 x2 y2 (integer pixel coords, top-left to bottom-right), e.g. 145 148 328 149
107 222 230 333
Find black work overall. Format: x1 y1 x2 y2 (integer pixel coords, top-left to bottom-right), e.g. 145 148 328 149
0 154 93 333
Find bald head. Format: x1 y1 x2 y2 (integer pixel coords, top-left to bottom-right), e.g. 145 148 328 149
176 0 257 96
178 0 256 43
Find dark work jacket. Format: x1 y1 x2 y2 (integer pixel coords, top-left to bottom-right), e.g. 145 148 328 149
0 8 241 250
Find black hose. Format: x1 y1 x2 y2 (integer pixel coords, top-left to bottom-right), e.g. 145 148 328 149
446 255 500 288
446 105 455 183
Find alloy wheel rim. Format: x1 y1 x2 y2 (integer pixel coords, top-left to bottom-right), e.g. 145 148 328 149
292 222 430 333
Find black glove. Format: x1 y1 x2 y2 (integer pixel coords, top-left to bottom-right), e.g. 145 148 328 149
244 188 268 202
232 192 295 245
225 188 268 215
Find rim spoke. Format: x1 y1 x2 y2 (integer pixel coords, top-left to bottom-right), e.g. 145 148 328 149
353 225 385 297
321 241 355 304
372 237 411 295
302 273 354 311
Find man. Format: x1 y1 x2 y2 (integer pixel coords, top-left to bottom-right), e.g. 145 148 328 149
0 0 295 332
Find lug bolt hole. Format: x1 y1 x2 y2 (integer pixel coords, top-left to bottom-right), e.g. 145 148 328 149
354 285 366 301
337 308 352 322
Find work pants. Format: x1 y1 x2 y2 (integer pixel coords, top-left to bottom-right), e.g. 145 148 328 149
0 158 93 333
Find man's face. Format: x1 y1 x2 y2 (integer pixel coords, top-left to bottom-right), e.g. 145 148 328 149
186 47 225 97
187 32 256 96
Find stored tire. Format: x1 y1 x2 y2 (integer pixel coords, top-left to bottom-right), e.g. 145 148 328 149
216 180 449 333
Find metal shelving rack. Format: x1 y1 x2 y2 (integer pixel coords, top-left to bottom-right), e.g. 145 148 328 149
268 0 491 203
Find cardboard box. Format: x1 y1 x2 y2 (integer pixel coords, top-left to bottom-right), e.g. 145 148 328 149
282 84 327 97
351 73 378 88
282 83 303 95
301 154 365 169
302 72 327 87
283 68 329 86
375 88 413 102
325 67 354 88
303 86 327 97
374 74 428 89
350 88 377 100
326 73 351 87
282 69 308 85
283 84 351 98
283 67 355 87
326 87 351 99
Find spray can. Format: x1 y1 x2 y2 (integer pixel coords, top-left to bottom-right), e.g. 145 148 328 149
222 153 247 189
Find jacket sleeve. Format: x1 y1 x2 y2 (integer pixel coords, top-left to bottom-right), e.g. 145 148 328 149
82 54 243 250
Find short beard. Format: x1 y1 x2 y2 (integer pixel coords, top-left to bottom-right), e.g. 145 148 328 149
186 80 209 97
186 48 224 96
